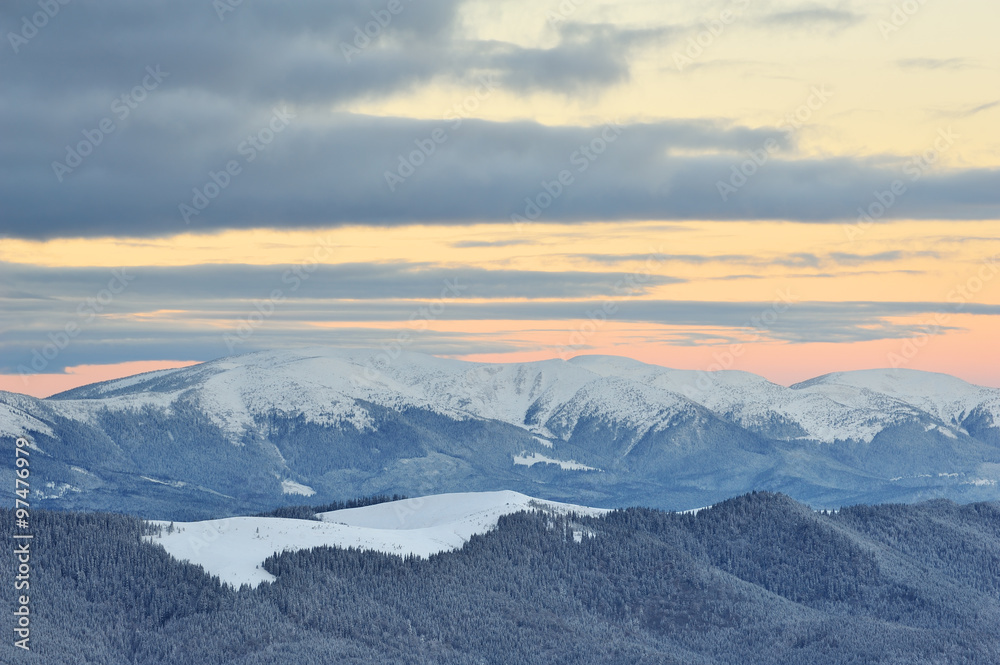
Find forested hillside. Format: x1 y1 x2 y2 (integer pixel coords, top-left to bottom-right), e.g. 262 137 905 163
3 493 1000 664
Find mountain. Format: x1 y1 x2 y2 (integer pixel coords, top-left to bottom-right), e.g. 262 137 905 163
7 493 1000 664
2 348 999 518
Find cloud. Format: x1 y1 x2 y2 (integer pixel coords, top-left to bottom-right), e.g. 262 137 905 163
706 274 766 281
569 250 939 269
450 239 536 248
486 23 675 94
934 101 1000 120
2 110 806 238
826 250 942 265
5 273 999 374
4 106 1000 239
0 262 683 302
661 58 778 75
2 0 998 240
896 58 977 71
2 0 467 103
1 1 662 105
758 6 863 31
570 253 753 265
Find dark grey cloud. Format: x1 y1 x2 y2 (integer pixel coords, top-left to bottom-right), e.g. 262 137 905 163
3 106 999 238
0 262 683 302
1 110 805 238
1 1 659 107
489 23 674 93
1 0 998 239
2 0 686 237
2 0 465 103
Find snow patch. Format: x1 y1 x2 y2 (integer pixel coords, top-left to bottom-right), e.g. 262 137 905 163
141 476 186 489
513 452 598 471
281 480 316 496
36 482 80 499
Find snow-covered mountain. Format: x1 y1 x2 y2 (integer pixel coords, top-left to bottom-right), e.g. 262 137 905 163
146 491 608 587
2 347 999 518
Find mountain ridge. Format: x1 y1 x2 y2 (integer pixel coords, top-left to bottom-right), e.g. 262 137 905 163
2 348 999 518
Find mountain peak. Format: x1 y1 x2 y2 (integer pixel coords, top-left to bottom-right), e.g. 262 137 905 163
791 367 984 393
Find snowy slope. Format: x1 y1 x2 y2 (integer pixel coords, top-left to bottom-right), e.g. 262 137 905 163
146 491 608 587
567 357 996 443
791 369 997 428
0 391 56 439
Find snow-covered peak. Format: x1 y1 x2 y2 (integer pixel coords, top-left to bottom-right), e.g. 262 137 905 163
12 348 1000 446
791 368 984 397
791 369 991 426
566 354 660 377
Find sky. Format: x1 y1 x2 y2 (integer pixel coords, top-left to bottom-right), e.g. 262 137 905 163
1 0 999 397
